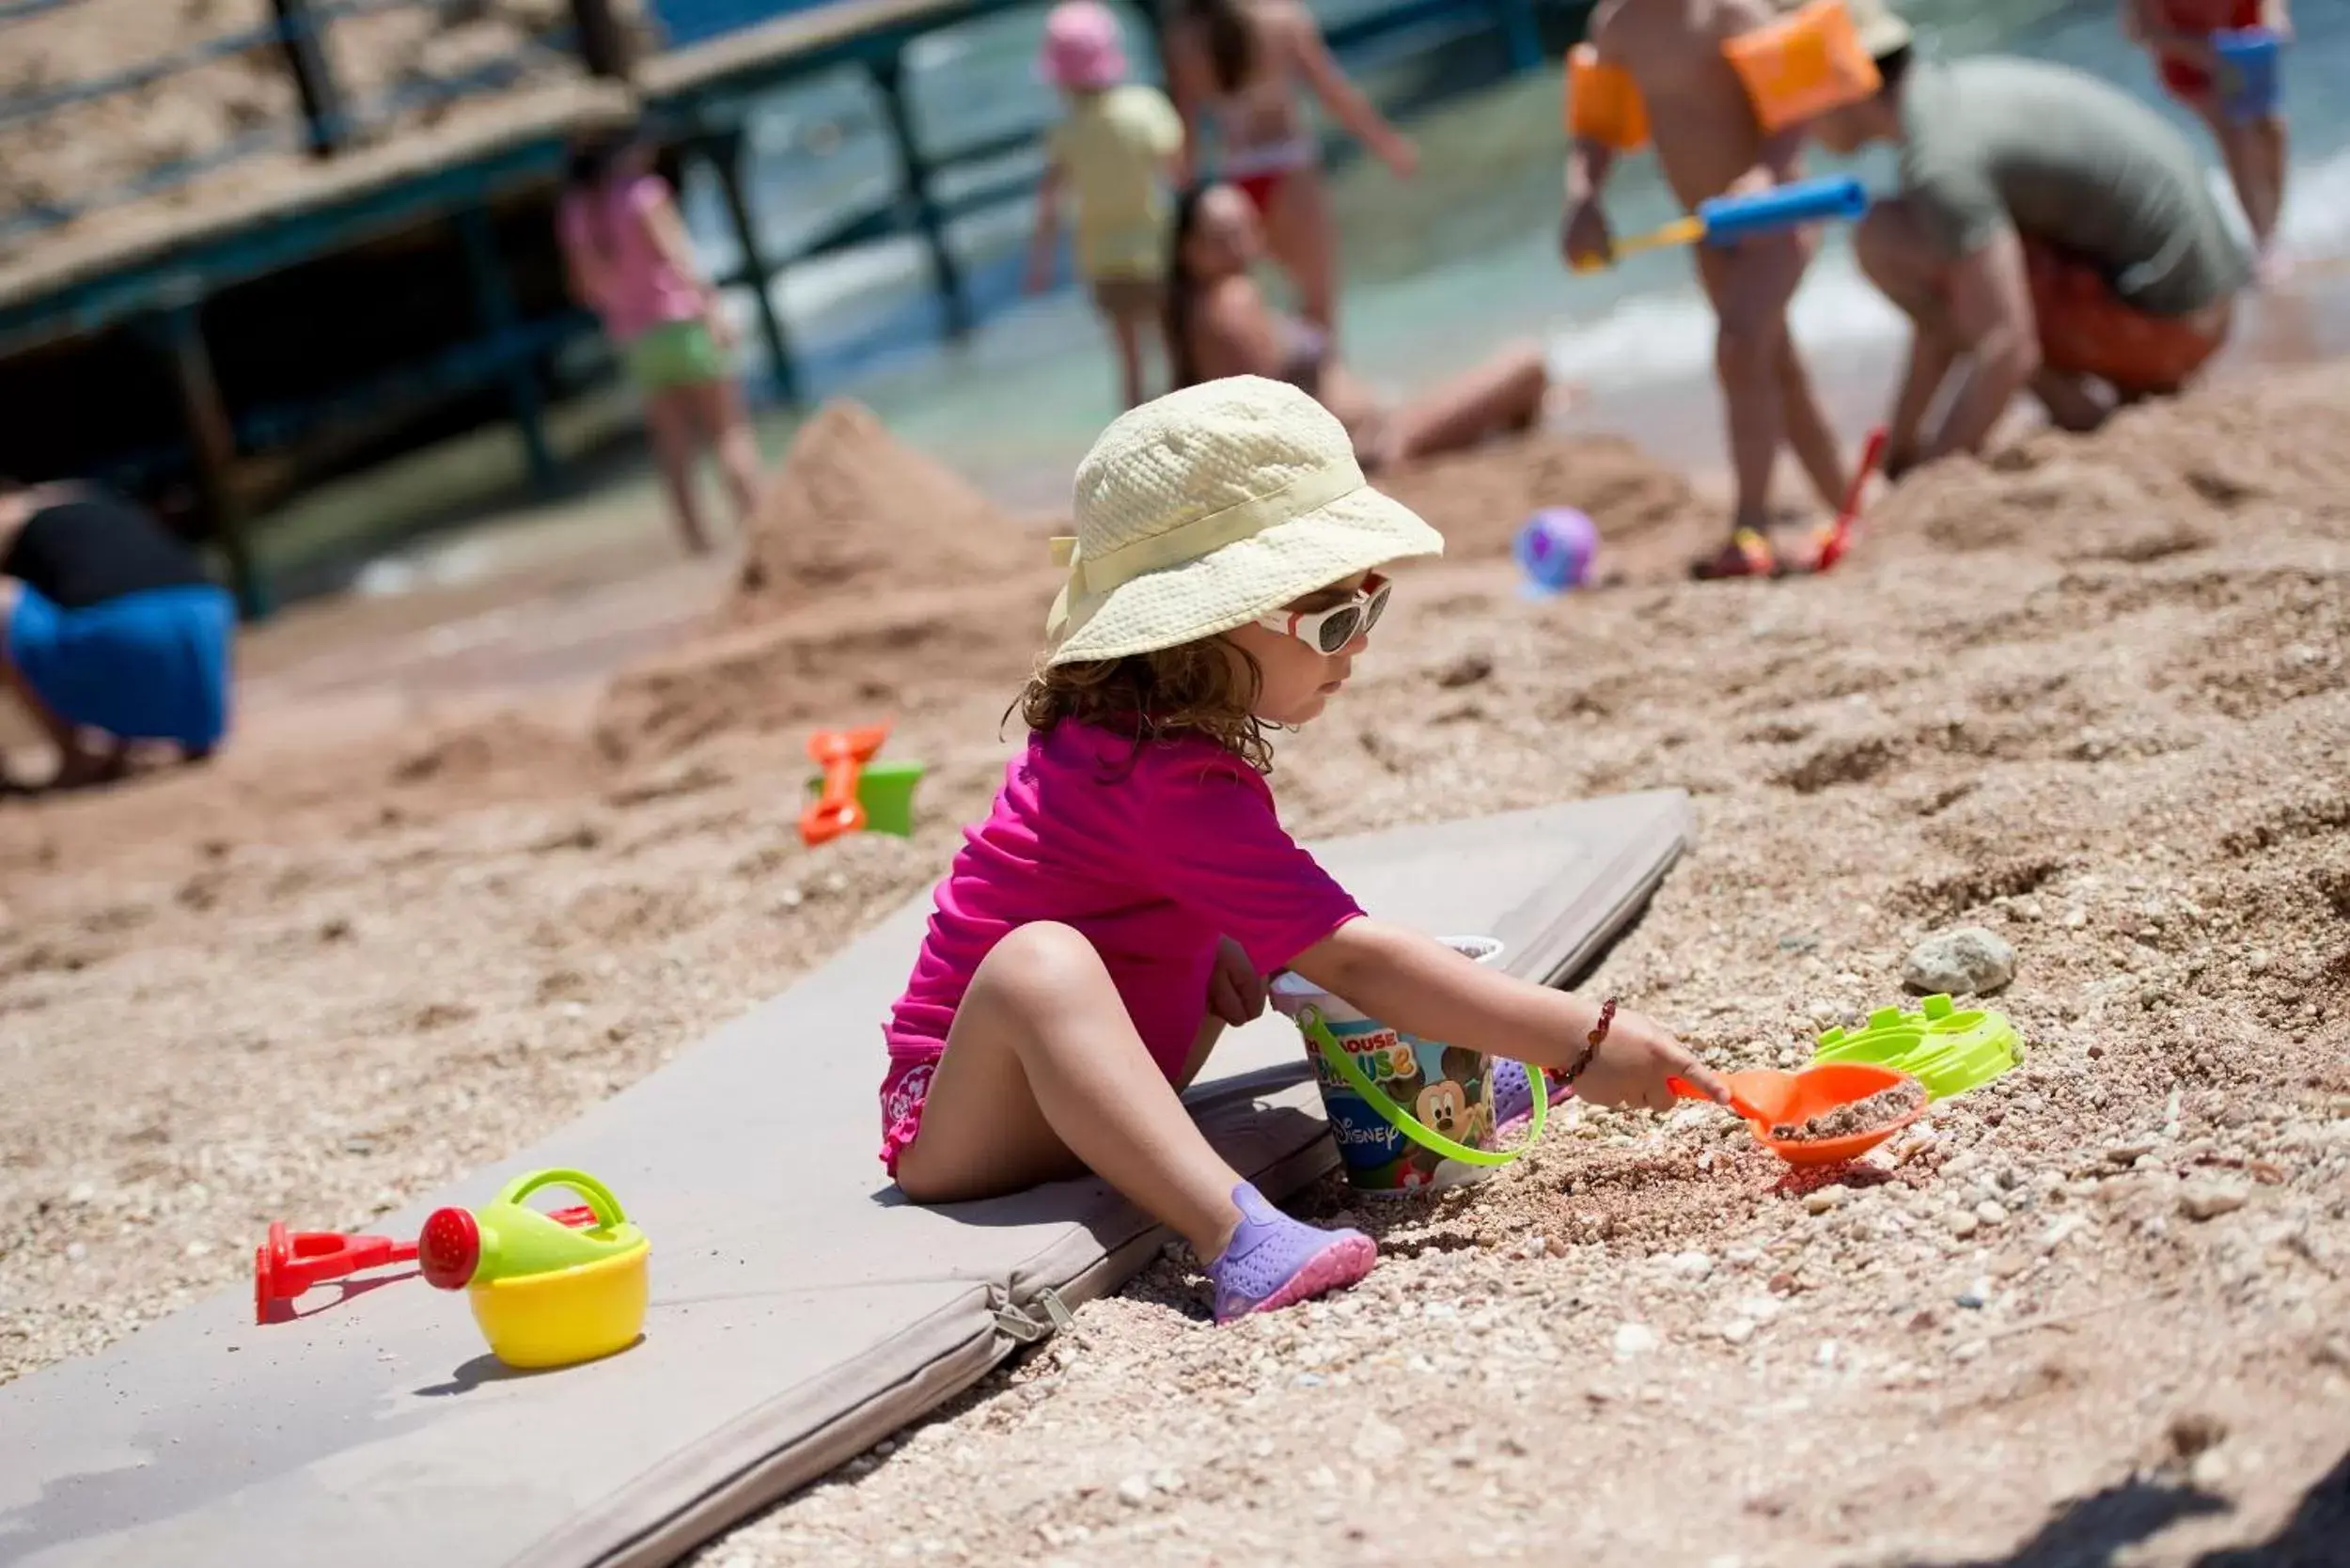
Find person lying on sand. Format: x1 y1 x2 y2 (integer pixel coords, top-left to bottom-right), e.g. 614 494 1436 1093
1808 3 2254 477
1166 182 1555 473
2123 0 2291 267
1563 0 1857 579
877 375 1729 1323
0 478 236 792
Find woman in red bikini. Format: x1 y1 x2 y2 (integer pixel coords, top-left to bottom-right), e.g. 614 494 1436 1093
1163 0 1418 342
2124 0 2292 261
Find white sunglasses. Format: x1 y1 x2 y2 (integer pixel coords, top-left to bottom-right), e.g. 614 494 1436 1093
1253 572 1391 655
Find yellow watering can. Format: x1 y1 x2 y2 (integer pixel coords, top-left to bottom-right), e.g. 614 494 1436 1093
419 1168 650 1369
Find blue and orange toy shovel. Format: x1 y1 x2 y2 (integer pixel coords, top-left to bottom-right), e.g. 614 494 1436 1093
1571 175 1871 274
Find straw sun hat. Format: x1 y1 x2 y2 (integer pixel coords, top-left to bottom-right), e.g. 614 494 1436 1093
1044 376 1445 666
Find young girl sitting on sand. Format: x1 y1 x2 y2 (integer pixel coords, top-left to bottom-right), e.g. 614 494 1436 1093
1167 181 1557 473
1025 1 1188 409
878 373 1726 1322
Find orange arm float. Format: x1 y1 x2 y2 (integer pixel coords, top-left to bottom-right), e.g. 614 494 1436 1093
1564 44 1651 152
1721 0 1883 136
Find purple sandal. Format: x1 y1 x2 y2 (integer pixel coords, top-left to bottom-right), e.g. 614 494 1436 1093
1207 1183 1377 1324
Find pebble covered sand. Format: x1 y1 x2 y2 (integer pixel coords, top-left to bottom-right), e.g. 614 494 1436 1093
3 368 2347 1563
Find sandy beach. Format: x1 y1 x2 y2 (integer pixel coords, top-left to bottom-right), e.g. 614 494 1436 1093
4 337 2346 1562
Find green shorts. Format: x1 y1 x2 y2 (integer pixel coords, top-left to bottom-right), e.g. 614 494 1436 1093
621 318 729 394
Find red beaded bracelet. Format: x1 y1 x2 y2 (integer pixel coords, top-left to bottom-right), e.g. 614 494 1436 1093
1559 997 1618 1087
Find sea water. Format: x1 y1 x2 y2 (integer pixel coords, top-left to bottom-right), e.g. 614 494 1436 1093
679 0 2350 480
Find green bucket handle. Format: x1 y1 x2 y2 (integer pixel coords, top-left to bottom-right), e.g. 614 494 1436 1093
496 1168 630 1231
1296 1007 1545 1168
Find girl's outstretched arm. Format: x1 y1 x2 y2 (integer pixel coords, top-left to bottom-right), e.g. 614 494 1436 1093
640 180 709 289
1283 5 1417 178
638 179 738 348
1287 917 1731 1110
1163 19 1215 176
556 214 608 315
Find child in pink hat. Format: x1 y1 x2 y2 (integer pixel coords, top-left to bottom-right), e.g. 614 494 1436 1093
1025 1 1187 409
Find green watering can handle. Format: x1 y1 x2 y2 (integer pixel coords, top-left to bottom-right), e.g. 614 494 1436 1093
1297 1007 1544 1168
497 1168 629 1229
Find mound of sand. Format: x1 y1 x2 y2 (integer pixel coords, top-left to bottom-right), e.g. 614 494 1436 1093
1375 431 1709 561
595 577 1050 764
1878 369 2350 562
725 399 1050 626
597 400 1058 762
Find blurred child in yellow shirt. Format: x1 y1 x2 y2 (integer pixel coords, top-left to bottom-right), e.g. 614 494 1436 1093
1026 1 1187 408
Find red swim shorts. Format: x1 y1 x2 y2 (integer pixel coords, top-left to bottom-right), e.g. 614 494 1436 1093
2154 0 2262 97
2023 238 2231 397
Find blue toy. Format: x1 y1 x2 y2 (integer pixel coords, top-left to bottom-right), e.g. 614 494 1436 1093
1513 508 1599 598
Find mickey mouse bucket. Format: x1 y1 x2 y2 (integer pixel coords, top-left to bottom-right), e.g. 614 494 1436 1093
1270 936 1546 1197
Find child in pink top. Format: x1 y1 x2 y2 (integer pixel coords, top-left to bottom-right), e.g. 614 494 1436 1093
880 374 1729 1324
556 131 764 556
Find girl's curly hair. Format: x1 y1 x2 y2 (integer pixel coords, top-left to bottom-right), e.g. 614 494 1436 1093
1014 636 1274 773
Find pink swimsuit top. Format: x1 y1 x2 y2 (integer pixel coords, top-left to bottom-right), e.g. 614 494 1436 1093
875 721 1364 1172
557 173 707 343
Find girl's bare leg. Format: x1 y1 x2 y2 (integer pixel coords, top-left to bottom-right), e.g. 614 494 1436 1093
1107 306 1149 410
2184 98 2272 252
1263 168 1340 339
892 921 1244 1262
643 390 713 555
2253 113 2290 257
688 377 764 525
2217 121 2278 248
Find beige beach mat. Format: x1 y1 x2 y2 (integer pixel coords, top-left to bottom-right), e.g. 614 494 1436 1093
0 792 1694 1568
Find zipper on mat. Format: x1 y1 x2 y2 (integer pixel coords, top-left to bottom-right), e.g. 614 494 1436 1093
992 1286 1075 1344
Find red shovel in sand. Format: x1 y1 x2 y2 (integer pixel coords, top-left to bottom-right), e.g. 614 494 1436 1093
253 1206 596 1324
799 721 892 848
1668 1061 1927 1167
1810 427 1888 573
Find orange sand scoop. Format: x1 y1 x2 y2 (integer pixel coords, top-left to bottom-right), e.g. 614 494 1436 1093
800 721 892 847
1565 43 1650 151
1669 1061 1927 1167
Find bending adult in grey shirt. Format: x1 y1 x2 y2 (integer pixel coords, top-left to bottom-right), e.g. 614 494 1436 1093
1809 28 2250 477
